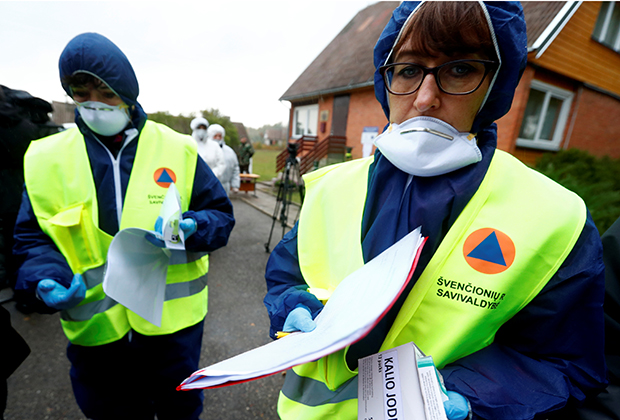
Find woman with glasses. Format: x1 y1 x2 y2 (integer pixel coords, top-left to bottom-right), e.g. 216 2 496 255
264 2 607 419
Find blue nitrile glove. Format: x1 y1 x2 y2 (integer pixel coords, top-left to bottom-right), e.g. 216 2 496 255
145 232 165 247
145 216 166 247
179 217 197 238
154 216 163 234
147 216 196 246
37 274 86 310
443 391 471 420
283 304 316 333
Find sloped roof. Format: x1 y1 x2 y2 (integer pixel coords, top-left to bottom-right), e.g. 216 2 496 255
522 1 567 47
232 122 248 139
280 1 399 102
282 1 576 102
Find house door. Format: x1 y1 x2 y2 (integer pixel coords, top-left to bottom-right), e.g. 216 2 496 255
331 95 350 137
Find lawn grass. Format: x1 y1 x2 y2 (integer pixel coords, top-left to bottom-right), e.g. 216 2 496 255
250 148 304 205
251 148 282 182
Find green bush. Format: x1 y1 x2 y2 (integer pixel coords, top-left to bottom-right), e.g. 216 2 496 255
148 109 239 149
534 149 620 234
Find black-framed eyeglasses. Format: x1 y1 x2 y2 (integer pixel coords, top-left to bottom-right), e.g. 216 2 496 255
379 59 498 96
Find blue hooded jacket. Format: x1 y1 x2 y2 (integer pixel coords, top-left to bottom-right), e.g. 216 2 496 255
13 32 235 313
264 3 606 419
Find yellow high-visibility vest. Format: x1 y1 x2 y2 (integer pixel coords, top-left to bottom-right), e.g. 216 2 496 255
24 121 209 346
279 150 586 418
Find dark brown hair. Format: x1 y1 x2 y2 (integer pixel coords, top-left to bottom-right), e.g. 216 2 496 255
61 73 105 88
393 2 496 61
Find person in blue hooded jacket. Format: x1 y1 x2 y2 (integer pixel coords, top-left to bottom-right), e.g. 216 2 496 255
263 2 607 419
12 33 235 420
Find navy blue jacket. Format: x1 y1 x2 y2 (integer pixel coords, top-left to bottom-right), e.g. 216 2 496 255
13 32 235 314
264 3 607 419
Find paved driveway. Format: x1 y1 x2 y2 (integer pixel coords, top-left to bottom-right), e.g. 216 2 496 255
3 196 286 420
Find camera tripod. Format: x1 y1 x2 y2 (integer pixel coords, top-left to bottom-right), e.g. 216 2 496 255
264 145 305 253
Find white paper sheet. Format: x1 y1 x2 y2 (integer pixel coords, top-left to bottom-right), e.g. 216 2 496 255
158 182 185 250
178 227 426 390
102 183 186 327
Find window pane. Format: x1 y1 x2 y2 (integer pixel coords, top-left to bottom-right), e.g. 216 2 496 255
604 3 620 47
539 97 562 141
294 109 304 136
306 108 318 135
593 2 612 40
519 89 545 140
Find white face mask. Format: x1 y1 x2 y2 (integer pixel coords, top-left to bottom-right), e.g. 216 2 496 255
194 128 207 141
76 101 130 136
373 116 482 177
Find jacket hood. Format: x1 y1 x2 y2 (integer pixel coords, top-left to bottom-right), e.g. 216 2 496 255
207 124 226 141
191 117 210 131
373 1 527 133
59 32 145 120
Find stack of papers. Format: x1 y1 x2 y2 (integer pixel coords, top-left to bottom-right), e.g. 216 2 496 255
178 227 426 390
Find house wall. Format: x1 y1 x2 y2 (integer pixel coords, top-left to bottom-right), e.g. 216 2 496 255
495 66 536 155
566 86 620 159
51 101 76 125
345 88 388 159
286 109 294 139
497 61 620 166
287 88 388 159
318 96 334 142
506 66 579 166
529 2 620 97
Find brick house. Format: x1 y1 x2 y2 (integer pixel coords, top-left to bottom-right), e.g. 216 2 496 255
280 1 620 171
51 101 76 126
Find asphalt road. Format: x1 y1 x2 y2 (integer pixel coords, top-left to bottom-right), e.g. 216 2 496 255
2 195 287 420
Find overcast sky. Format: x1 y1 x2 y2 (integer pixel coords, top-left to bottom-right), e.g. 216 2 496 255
1 1 375 128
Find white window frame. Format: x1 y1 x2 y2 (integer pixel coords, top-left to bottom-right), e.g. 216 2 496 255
516 80 573 151
593 1 620 51
292 104 319 138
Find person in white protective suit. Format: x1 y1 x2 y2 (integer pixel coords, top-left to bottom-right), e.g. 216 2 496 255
208 124 240 195
190 117 226 181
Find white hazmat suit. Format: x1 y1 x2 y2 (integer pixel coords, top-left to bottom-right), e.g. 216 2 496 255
190 117 226 181
208 124 240 195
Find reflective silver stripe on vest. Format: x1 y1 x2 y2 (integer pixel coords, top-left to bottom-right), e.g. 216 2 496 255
61 265 116 321
83 265 105 288
60 295 119 322
164 273 208 301
61 267 208 322
168 250 208 265
281 369 358 407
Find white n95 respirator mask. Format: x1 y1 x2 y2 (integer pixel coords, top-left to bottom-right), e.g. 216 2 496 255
193 128 207 141
76 101 131 136
373 116 482 177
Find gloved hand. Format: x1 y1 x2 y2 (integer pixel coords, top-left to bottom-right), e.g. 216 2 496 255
145 232 166 247
154 215 164 234
443 391 471 420
283 304 316 333
153 216 196 239
145 216 166 247
146 216 196 246
37 274 86 310
179 217 197 238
